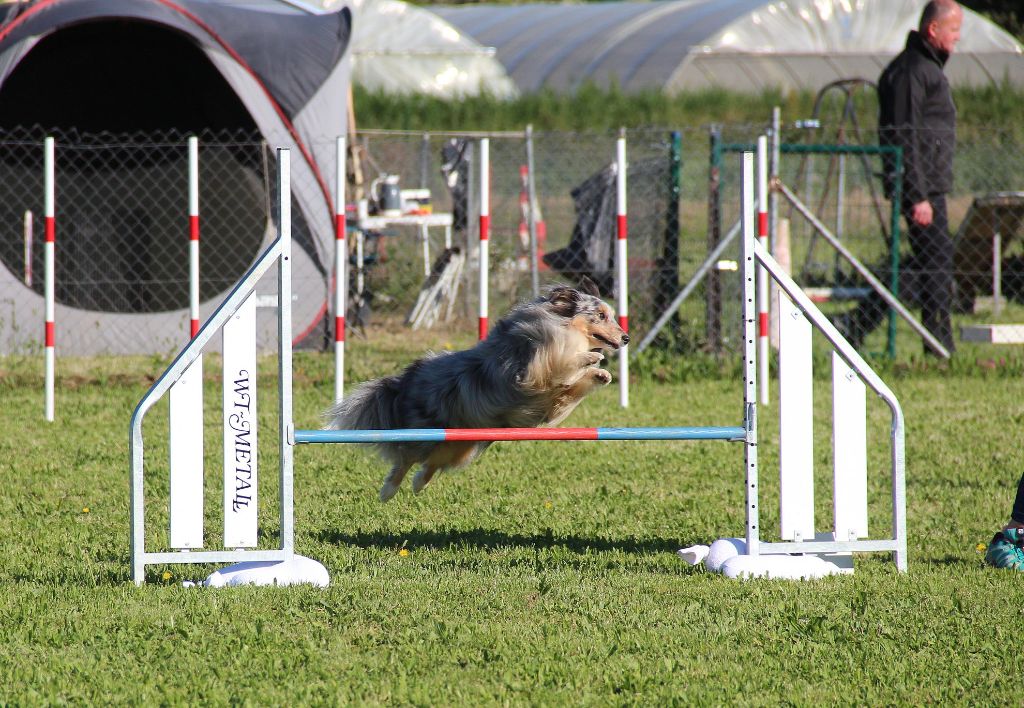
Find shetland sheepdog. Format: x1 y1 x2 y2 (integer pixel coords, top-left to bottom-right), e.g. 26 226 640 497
324 280 628 501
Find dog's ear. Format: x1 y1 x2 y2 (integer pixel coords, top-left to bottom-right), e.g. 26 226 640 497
578 275 601 297
546 285 581 317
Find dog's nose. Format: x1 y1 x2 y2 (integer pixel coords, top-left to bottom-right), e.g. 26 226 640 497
621 333 630 345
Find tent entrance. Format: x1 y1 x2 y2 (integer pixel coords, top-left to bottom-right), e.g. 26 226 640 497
0 20 255 132
0 21 272 315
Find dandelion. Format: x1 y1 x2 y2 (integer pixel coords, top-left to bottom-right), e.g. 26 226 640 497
976 543 986 553
544 501 553 510
162 571 172 581
398 548 410 557
82 507 90 513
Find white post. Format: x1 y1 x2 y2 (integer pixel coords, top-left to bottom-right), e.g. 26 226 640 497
334 136 347 402
43 138 55 422
778 295 815 542
222 293 257 549
23 210 32 287
757 135 769 404
832 352 868 541
616 133 629 408
993 231 1003 316
188 136 200 339
478 137 490 340
421 224 430 277
769 108 782 351
356 230 365 297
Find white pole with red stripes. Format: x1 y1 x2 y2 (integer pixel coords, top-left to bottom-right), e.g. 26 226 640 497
188 136 200 339
334 136 347 402
757 135 769 404
170 136 204 550
478 137 490 341
43 137 55 422
616 133 629 408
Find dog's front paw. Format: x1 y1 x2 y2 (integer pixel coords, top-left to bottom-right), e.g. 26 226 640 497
579 351 604 368
592 368 612 385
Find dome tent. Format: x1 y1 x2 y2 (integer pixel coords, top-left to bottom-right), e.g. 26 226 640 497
0 0 351 355
431 0 1024 94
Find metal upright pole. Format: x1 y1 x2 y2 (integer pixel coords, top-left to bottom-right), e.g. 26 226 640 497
526 125 541 298
278 148 295 556
741 151 760 557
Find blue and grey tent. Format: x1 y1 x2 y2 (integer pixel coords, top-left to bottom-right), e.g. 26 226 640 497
0 0 351 354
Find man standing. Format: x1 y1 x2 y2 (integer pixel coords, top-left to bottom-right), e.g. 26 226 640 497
839 0 961 355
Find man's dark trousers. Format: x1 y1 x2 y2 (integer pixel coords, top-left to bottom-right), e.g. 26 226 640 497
843 194 955 354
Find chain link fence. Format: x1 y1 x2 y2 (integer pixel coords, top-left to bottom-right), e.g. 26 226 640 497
1 120 1022 359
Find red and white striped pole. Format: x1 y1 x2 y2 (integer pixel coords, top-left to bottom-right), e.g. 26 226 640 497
188 136 200 339
43 138 55 422
616 133 629 408
478 137 490 340
334 136 347 402
757 135 769 404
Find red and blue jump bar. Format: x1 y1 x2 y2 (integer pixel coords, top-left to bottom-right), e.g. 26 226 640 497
294 426 746 444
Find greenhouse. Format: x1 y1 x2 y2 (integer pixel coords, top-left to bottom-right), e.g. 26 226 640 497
344 0 1024 97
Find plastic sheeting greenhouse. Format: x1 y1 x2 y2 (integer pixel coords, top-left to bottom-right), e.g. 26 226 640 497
347 0 517 97
345 0 1024 96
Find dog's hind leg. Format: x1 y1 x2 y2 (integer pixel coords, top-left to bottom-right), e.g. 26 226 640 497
380 461 413 502
412 441 479 494
411 464 439 495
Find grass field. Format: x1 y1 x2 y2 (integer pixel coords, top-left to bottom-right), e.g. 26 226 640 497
2 337 1023 704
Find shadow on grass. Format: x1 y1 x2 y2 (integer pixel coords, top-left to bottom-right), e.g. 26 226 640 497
925 554 979 569
317 526 679 556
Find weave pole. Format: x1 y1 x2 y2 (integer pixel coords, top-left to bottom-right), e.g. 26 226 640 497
169 136 204 549
478 137 490 340
188 136 200 339
43 138 55 422
616 133 629 408
334 136 347 402
756 135 769 404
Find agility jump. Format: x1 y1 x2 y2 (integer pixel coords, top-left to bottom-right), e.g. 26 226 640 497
130 143 907 586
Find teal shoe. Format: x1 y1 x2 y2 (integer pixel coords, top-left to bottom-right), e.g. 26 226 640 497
985 528 1024 570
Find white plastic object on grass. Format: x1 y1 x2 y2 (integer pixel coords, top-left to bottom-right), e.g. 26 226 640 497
705 537 747 573
720 554 844 580
203 555 330 588
676 545 710 566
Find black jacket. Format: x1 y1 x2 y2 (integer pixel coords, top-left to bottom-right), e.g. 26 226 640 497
878 30 957 205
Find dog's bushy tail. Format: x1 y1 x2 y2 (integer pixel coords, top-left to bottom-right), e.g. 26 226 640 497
324 375 401 431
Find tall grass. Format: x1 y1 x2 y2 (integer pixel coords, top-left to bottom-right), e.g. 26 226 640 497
353 83 1024 138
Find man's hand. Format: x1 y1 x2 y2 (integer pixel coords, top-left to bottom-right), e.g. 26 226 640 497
910 199 933 227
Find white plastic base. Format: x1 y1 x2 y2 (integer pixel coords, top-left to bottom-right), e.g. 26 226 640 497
720 553 847 580
677 537 853 580
203 555 330 588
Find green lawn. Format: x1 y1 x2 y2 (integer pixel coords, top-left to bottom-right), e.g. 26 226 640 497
1 346 1022 704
